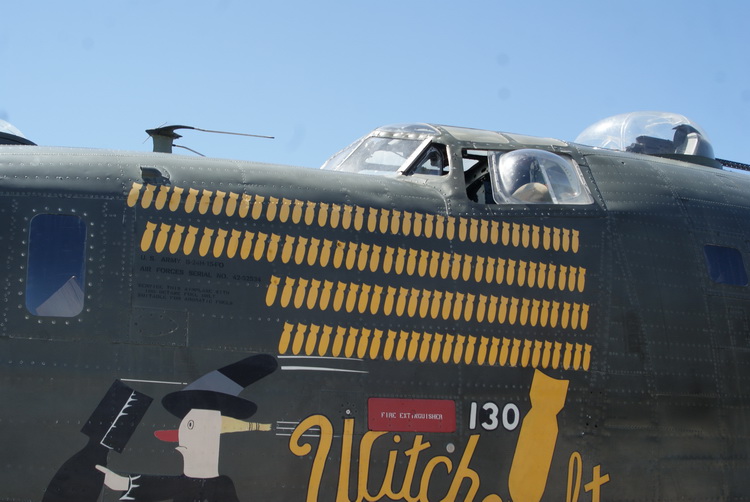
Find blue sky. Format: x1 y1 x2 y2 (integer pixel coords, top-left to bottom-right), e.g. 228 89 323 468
2 1 749 167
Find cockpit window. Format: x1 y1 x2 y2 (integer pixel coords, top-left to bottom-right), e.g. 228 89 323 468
408 144 448 175
321 136 425 175
488 149 593 205
321 123 441 176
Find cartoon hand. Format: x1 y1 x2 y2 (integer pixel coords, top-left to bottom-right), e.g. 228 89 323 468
95 465 129 491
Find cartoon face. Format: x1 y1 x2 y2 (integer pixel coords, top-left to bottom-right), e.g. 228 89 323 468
176 409 222 478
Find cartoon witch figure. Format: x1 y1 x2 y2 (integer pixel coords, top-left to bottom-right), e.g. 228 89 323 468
96 354 277 502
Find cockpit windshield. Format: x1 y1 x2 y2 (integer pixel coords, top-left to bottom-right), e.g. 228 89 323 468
575 111 715 159
321 124 439 175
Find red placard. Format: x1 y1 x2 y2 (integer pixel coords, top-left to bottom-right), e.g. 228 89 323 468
368 398 456 432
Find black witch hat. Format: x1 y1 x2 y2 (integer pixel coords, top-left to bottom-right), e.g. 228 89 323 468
162 354 277 419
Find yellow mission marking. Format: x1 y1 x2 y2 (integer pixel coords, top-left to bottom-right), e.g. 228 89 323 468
277 322 592 372
139 222 587 294
266 275 590 331
127 181 581 252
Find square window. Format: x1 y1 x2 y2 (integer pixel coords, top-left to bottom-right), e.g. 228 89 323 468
26 214 86 316
704 245 748 286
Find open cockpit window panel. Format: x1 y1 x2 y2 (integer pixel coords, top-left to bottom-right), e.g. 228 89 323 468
489 149 594 205
464 149 494 204
26 214 87 317
704 245 748 286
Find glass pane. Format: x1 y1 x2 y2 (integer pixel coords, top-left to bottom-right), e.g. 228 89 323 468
26 214 87 316
704 245 748 286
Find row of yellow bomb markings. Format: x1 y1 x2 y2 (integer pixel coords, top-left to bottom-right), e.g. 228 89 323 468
266 275 590 330
128 182 581 252
141 222 586 293
278 322 592 371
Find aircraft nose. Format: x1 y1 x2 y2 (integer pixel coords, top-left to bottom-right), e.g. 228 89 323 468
154 429 179 442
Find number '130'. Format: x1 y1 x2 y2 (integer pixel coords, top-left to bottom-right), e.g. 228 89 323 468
468 401 520 431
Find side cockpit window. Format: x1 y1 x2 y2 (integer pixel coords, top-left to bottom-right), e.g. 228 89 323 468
489 149 593 205
26 214 87 317
704 245 748 286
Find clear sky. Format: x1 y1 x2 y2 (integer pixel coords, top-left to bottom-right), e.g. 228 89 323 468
2 0 749 167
